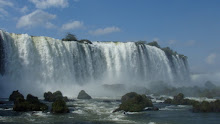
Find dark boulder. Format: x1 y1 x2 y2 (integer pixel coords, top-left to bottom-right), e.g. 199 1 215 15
9 90 24 101
113 92 153 112
13 94 48 112
51 99 69 113
172 93 184 105
164 98 172 104
192 100 220 113
164 93 199 106
44 91 68 102
77 90 92 99
144 107 159 111
44 91 53 101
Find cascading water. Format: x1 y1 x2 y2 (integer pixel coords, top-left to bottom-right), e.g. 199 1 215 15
0 30 190 97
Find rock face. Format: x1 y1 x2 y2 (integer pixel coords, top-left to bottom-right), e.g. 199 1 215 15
193 100 220 113
44 91 69 102
77 90 92 99
9 90 24 101
164 93 198 105
13 94 48 112
51 99 69 113
114 92 154 112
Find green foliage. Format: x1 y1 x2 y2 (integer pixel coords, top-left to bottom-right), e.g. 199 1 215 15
193 100 220 113
147 41 160 48
135 40 147 45
62 33 78 41
164 98 172 104
172 93 184 105
13 94 48 112
115 92 153 112
44 91 68 102
164 93 199 105
51 99 69 113
9 90 24 101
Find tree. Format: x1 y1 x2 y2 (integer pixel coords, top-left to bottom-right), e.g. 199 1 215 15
147 41 160 48
62 33 78 41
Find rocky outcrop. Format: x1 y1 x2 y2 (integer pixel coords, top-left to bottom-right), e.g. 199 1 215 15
44 91 69 102
77 90 92 99
113 92 155 112
13 94 48 112
9 90 24 102
164 93 198 105
193 100 220 113
51 99 69 113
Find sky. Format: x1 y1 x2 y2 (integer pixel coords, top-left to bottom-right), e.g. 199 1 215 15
0 0 220 75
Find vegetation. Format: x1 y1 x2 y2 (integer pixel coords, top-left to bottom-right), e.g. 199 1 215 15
77 90 92 99
135 40 147 45
51 99 69 113
44 91 69 102
147 41 161 48
62 33 78 41
13 94 48 112
193 100 220 112
113 92 154 112
164 93 198 105
9 90 24 101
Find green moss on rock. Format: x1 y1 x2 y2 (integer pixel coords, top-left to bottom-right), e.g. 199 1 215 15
9 90 24 102
51 99 69 113
114 92 154 112
13 94 48 112
44 91 69 102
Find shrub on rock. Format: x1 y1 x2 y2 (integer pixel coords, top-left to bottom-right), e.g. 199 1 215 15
44 91 68 102
77 90 92 99
9 90 24 101
114 92 154 112
193 100 220 113
13 94 48 112
51 99 69 113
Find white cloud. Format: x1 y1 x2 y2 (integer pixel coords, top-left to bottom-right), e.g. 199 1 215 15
168 40 176 45
89 26 120 36
185 40 196 46
0 0 13 16
0 0 13 7
61 21 84 30
206 53 217 64
29 0 69 9
153 37 159 42
16 10 56 29
20 6 29 13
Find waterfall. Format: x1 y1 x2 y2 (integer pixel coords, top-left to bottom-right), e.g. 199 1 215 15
0 30 190 97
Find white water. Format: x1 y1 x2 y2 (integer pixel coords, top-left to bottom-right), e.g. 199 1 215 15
0 30 190 97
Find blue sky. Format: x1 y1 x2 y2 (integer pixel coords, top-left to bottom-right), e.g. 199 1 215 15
0 0 220 74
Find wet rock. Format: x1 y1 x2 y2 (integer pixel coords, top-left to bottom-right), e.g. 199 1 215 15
193 100 220 113
144 107 159 111
51 99 69 113
77 90 92 99
44 91 69 102
13 94 48 112
164 93 199 106
113 92 153 112
9 90 24 102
